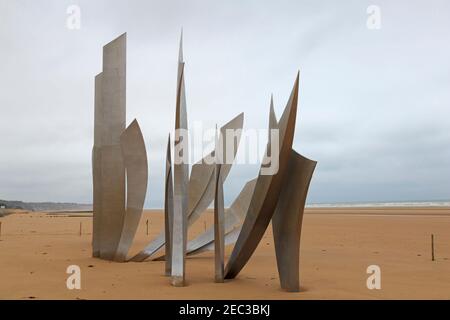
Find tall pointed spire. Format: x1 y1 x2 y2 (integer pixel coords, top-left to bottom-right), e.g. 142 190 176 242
266 94 278 167
214 123 225 282
178 29 184 63
164 134 174 276
97 33 127 260
269 94 277 131
225 73 301 280
279 71 299 133
172 29 189 287
214 124 222 165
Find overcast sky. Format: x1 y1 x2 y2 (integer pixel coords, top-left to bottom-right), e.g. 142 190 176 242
0 0 449 207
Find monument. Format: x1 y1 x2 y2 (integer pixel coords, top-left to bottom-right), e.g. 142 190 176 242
92 32 316 291
92 33 148 262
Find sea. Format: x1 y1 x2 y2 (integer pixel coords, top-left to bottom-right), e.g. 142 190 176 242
307 200 450 208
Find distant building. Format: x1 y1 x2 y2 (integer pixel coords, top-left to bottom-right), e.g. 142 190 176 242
0 203 6 209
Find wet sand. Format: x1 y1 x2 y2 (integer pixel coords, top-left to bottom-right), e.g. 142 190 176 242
0 207 449 299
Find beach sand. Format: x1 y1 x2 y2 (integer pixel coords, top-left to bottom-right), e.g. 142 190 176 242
0 207 449 299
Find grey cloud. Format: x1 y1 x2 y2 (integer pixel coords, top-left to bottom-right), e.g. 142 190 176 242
0 0 449 207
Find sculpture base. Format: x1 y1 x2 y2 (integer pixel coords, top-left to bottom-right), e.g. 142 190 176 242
171 276 185 287
214 277 224 283
283 286 300 293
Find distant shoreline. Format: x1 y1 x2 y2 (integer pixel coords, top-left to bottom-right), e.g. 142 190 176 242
307 200 450 208
2 200 449 214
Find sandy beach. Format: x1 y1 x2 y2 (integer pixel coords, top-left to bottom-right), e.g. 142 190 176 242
0 207 449 300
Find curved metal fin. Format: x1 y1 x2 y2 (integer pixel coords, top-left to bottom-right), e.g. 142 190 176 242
131 112 244 262
186 178 257 256
214 163 225 282
97 34 127 260
225 74 300 279
164 135 174 275
92 73 103 257
187 112 244 226
171 31 189 286
272 150 316 292
114 119 148 262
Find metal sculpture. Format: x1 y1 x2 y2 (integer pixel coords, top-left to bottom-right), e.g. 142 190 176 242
213 128 225 282
95 33 127 261
92 73 103 258
222 74 317 292
92 33 148 262
92 33 317 292
164 136 174 276
114 120 148 262
183 99 272 257
131 113 243 262
170 32 189 286
224 73 300 279
186 179 257 256
272 150 316 291
187 113 243 227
